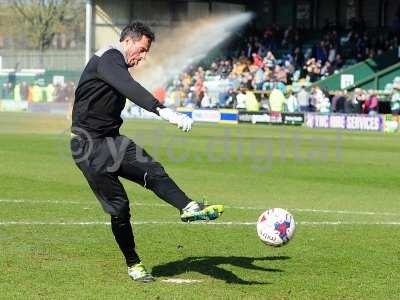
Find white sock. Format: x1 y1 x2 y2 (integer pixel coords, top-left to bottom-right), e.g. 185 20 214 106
182 201 199 212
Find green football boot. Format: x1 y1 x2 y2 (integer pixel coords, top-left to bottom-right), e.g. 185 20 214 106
180 201 224 222
128 263 155 283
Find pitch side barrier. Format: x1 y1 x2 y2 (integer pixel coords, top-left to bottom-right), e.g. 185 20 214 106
174 108 395 132
305 113 398 132
120 105 304 126
176 108 305 126
0 100 70 114
2 101 395 132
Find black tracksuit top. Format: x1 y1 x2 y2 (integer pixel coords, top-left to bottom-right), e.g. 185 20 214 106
72 45 164 138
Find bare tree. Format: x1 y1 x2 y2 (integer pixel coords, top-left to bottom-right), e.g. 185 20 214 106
11 0 83 67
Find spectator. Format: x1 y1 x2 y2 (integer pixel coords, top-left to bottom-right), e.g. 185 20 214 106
391 80 400 127
182 90 195 108
253 65 265 90
218 60 232 78
352 88 367 113
153 87 166 104
269 87 285 113
332 90 346 113
251 53 263 68
200 87 212 108
31 83 42 102
264 51 276 67
311 86 328 112
8 64 18 95
293 47 304 70
304 58 321 82
320 61 333 78
27 84 33 102
363 91 379 115
55 83 67 102
316 93 331 113
14 83 21 101
225 88 237 108
20 81 29 100
315 41 328 62
244 89 259 111
286 89 299 112
344 95 355 113
274 65 288 84
297 85 310 112
2 82 12 99
46 84 55 102
333 53 344 70
236 86 247 110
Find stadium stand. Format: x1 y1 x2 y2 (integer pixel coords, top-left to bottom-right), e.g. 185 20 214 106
166 22 400 115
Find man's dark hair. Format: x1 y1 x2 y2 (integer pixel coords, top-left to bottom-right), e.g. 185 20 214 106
120 22 155 43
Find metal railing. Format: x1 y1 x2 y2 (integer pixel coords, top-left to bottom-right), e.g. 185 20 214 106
343 61 400 91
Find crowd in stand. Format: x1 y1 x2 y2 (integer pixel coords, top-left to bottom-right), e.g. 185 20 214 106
165 21 400 115
1 80 76 103
1 22 399 117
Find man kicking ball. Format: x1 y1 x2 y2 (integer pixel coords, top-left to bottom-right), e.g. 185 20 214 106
70 22 224 282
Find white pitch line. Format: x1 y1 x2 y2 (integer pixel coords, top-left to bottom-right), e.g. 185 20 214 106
0 199 82 204
0 221 255 226
300 221 400 225
134 203 400 218
289 208 400 217
1 198 400 217
1 221 400 226
0 199 168 207
162 278 202 284
0 221 110 225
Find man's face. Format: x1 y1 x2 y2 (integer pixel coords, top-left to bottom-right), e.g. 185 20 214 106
123 35 151 67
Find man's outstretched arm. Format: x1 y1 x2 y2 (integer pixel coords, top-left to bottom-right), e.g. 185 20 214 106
97 49 163 114
97 49 192 131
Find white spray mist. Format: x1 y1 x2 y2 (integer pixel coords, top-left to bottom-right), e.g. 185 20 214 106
132 12 254 92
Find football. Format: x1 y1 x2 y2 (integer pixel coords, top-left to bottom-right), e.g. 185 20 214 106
256 208 295 246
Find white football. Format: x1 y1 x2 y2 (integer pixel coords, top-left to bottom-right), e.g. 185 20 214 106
256 208 295 246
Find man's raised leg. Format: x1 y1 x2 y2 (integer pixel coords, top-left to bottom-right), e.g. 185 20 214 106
118 139 224 222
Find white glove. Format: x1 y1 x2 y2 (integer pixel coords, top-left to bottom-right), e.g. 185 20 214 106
158 107 193 132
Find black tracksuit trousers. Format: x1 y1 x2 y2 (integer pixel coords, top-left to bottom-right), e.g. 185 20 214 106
70 134 191 266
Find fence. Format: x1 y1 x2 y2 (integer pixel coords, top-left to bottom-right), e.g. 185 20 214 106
0 49 85 71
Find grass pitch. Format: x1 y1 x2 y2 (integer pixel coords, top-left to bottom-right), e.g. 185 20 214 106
0 112 399 299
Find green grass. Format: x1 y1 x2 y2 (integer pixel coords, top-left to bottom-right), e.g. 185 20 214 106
0 112 399 299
